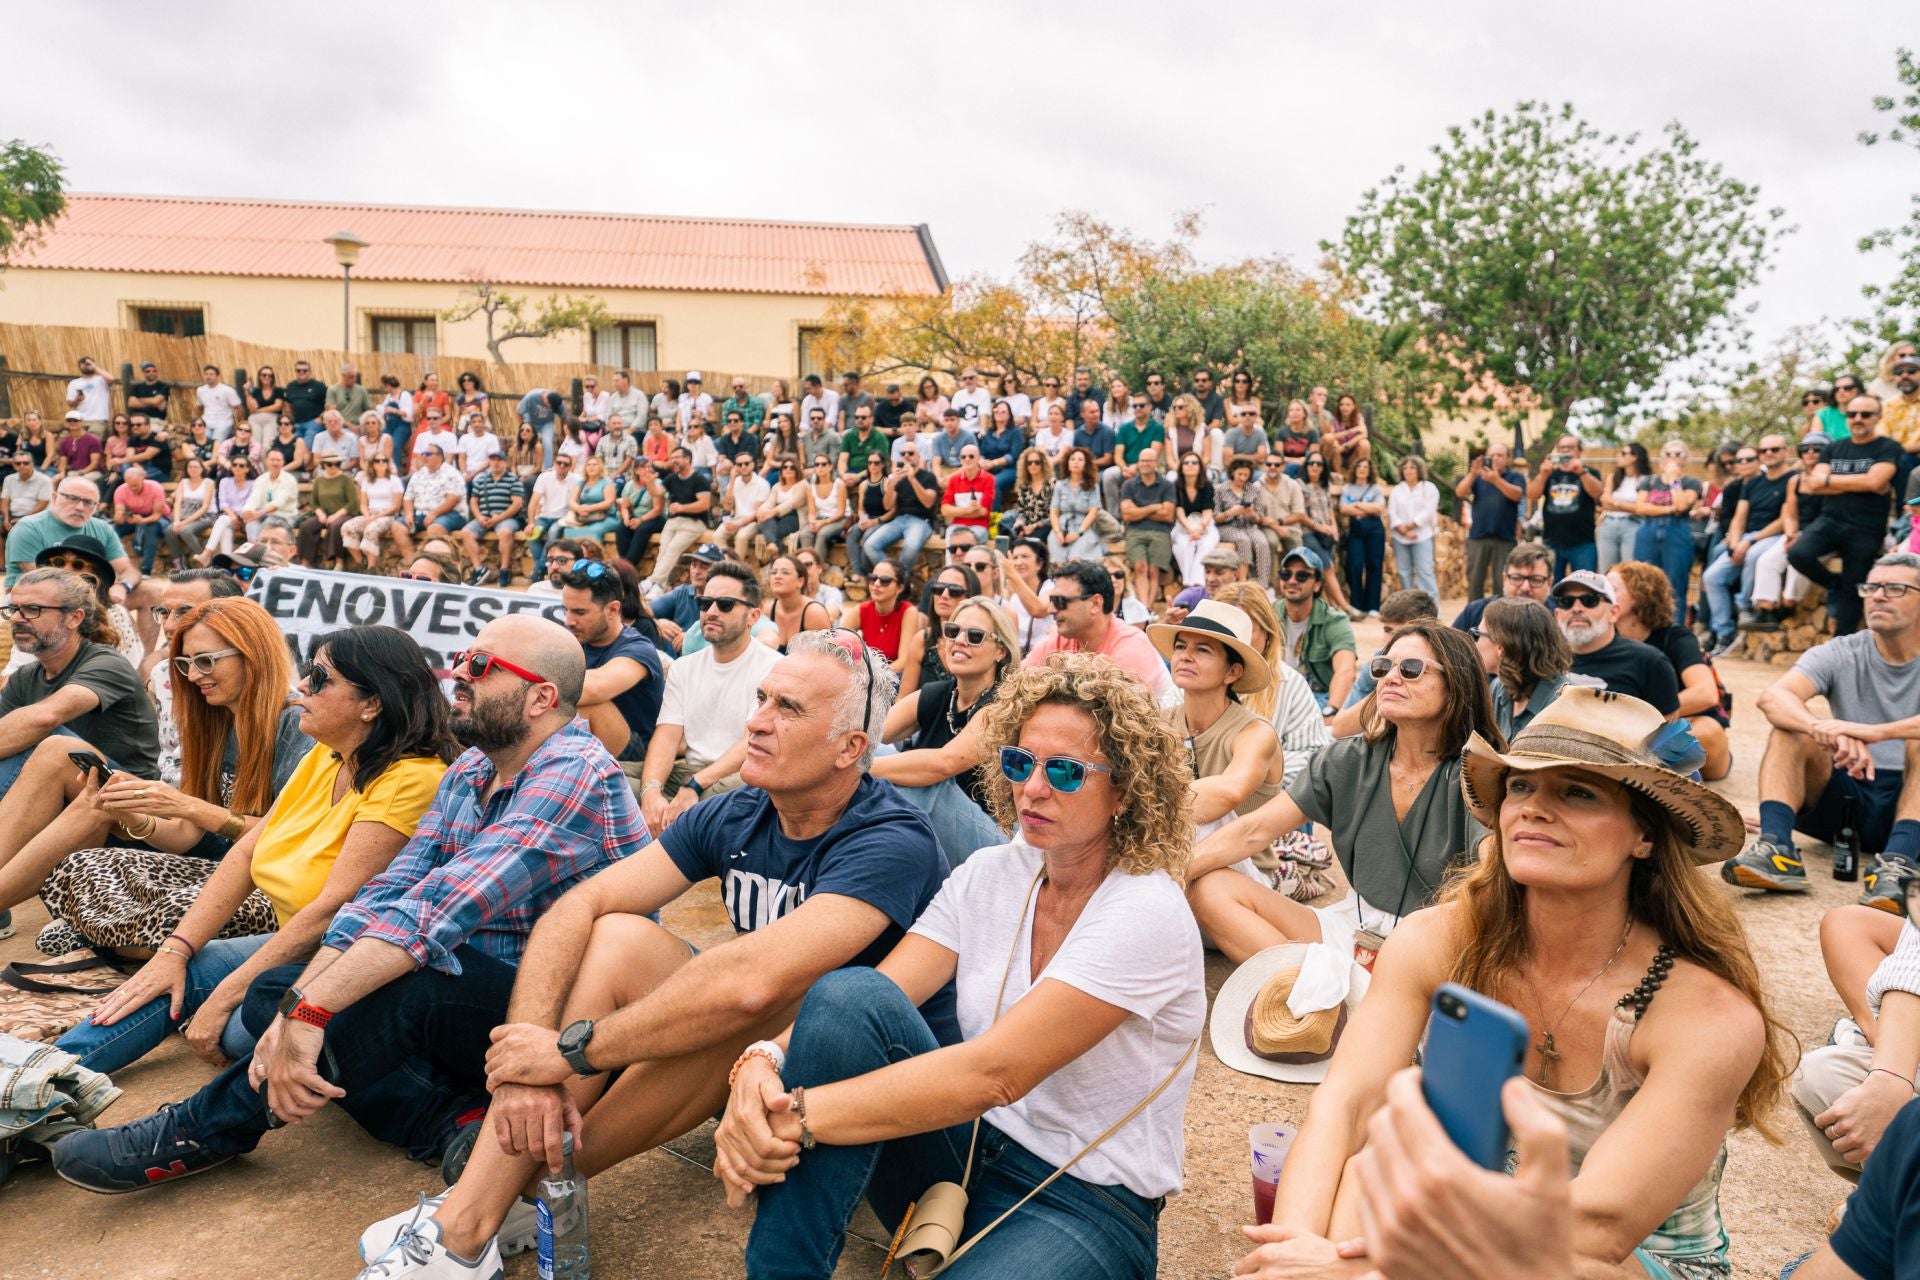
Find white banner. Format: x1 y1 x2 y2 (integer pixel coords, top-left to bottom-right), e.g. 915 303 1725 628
248 565 564 670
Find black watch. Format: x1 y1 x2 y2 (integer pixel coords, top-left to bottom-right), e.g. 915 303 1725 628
557 1018 599 1076
684 777 706 799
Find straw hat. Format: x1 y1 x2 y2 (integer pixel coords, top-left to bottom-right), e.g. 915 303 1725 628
1210 943 1371 1083
1460 686 1744 865
1148 600 1271 694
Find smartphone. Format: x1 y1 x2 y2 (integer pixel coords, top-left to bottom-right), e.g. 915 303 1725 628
67 749 111 787
1421 983 1531 1170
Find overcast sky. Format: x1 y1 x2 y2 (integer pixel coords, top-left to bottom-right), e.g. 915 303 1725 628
13 0 1918 368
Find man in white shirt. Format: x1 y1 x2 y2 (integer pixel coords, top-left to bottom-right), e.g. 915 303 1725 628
66 357 112 433
798 374 840 439
605 369 647 429
402 446 469 539
456 419 502 480
194 365 244 443
676 371 714 432
2 454 52 535
579 376 610 434
313 409 362 466
949 365 993 430
410 408 460 470
526 455 584 575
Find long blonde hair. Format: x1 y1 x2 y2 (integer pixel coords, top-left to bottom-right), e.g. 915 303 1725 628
1443 793 1794 1140
1208 582 1282 719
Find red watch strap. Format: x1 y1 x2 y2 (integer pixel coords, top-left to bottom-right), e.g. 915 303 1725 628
287 998 333 1029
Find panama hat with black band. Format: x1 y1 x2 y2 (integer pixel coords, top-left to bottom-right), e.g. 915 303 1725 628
1147 599 1272 694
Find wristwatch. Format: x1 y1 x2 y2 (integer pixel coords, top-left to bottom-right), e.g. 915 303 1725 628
557 1018 599 1076
684 777 706 799
277 986 333 1029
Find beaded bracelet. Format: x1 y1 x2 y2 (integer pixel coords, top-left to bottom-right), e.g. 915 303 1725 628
728 1044 783 1088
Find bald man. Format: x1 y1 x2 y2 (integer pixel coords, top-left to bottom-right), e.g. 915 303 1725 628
56 616 654 1194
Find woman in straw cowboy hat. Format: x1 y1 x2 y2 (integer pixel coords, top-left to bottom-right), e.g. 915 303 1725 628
1188 619 1500 965
1149 600 1283 845
1235 687 1794 1280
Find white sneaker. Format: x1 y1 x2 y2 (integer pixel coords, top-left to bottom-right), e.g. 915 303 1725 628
359 1194 547 1262
353 1216 502 1279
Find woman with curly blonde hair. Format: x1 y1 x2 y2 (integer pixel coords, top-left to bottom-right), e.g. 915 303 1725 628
717 653 1205 1278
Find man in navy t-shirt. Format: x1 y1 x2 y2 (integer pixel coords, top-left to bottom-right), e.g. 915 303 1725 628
353 631 953 1272
561 561 663 763
1453 442 1527 600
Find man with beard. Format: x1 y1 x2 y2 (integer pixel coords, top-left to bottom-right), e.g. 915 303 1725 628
349 631 954 1278
1271 546 1357 714
524 538 583 598
560 561 663 767
54 616 648 1193
1552 570 1679 715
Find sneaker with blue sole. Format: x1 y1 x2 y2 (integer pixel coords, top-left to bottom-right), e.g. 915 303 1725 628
50 1104 239 1193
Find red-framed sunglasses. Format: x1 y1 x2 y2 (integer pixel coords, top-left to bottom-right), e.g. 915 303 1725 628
450 649 548 686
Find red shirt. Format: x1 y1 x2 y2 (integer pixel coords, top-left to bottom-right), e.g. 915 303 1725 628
942 470 995 528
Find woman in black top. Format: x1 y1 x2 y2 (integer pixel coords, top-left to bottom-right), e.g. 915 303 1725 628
245 367 285 433
845 452 891 579
897 563 981 698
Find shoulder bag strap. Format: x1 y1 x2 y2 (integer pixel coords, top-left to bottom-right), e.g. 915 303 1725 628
956 866 1045 1193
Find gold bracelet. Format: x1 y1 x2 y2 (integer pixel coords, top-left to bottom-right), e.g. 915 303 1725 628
156 944 191 963
218 812 248 841
124 814 159 841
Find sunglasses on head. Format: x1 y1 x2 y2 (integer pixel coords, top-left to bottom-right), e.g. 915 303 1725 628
695 595 745 613
999 745 1111 793
1555 591 1606 610
567 562 612 584
450 649 548 685
174 647 241 678
941 622 991 645
1369 656 1428 682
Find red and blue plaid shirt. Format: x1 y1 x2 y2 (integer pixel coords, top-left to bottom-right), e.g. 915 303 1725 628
324 719 647 973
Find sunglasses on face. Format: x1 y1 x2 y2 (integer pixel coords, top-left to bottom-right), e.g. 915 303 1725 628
1555 591 1606 610
941 622 991 645
695 595 745 613
1047 594 1084 610
1280 569 1319 584
1802 397 1824 406
1735 455 1758 463
299 660 357 694
450 649 548 685
929 582 968 598
1846 410 1880 420
1369 655 1428 682
999 745 1112 793
42 555 99 575
174 647 241 678
870 574 900 587
1759 445 1784 453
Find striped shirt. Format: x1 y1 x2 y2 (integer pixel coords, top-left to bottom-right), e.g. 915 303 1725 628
1868 919 1920 1015
323 719 646 973
469 470 525 521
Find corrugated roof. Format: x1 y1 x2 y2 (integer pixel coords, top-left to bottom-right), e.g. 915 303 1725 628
13 194 945 297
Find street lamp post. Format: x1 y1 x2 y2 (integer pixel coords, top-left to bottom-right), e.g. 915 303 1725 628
324 231 369 353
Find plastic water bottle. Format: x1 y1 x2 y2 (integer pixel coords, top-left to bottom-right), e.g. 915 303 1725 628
536 1133 590 1279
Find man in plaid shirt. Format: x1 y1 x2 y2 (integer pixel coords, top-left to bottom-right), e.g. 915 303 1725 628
55 614 650 1194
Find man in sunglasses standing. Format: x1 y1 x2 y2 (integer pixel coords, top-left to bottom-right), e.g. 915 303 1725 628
1789 395 1905 636
55 615 645 1197
1552 570 1679 715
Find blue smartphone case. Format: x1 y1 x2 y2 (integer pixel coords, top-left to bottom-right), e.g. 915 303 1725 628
1421 983 1532 1170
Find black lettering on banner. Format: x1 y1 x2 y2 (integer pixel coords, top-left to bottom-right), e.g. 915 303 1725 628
469 596 502 633
428 594 465 636
342 585 388 626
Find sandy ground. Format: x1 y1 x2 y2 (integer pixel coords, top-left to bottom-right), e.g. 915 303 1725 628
0 615 1857 1279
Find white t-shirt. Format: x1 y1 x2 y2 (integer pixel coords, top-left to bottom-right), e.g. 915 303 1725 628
67 374 111 420
411 427 460 463
196 383 244 433
909 839 1203 1199
359 474 404 517
1032 424 1072 460
530 469 583 520
658 640 782 767
458 431 503 475
677 391 715 430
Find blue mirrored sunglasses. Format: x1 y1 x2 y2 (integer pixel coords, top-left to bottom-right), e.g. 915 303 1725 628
999 746 1111 793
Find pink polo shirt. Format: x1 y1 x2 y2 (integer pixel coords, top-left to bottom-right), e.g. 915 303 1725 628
113 482 170 519
1023 616 1173 698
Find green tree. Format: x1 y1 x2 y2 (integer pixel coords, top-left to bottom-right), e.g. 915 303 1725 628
0 140 65 267
1854 47 1920 351
1647 327 1839 450
442 277 610 364
1329 101 1783 439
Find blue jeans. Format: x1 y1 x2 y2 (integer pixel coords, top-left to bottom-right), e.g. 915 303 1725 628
895 779 1001 870
0 729 88 803
117 518 172 574
175 946 513 1161
1345 516 1385 613
1550 541 1597 582
382 413 412 473
745 968 1160 1280
53 934 270 1074
1392 538 1438 599
1633 517 1695 618
1700 534 1780 641
862 515 933 574
1595 516 1639 571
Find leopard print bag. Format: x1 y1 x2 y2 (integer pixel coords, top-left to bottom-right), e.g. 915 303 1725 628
37 847 278 956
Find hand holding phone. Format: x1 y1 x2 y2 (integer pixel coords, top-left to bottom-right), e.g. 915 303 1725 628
67 749 111 788
1421 984 1531 1169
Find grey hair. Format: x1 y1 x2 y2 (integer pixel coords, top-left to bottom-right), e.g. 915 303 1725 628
786 630 899 770
260 515 297 533
14 568 108 641
1875 551 1920 578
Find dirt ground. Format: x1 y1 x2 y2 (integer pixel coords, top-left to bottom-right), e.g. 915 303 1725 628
0 616 1857 1279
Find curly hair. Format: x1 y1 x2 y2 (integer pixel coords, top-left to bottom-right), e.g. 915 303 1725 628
1610 560 1674 632
975 653 1194 880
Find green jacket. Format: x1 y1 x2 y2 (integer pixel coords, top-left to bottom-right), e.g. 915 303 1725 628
1289 596 1356 696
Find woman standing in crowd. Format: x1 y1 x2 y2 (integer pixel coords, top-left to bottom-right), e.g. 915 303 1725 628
52 627 455 1074
841 559 921 669
1225 369 1262 423
1339 454 1388 618
0 599 310 935
1476 596 1572 739
719 655 1202 1280
355 410 393 475
1388 454 1440 600
1609 561 1733 781
1170 450 1219 589
1238 688 1789 1280
1187 620 1499 963
871 596 1020 866
553 454 621 546
980 399 1024 507
915 375 948 427
455 371 489 420
1049 446 1104 564
1598 442 1651 571
245 366 284 435
1207 582 1331 789
1298 453 1360 617
791 455 849 558
197 456 255 564
1216 457 1270 588
1005 447 1056 540
760 554 833 653
341 454 406 570
1151 601 1282 843
165 457 219 566
899 563 982 697
1632 439 1702 613
845 451 892 580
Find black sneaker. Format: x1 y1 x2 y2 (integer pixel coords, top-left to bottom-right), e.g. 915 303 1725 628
439 1115 484 1186
51 1104 238 1193
496 569 511 589
1720 837 1809 892
0 907 12 940
1742 608 1783 632
466 566 489 587
1860 856 1916 915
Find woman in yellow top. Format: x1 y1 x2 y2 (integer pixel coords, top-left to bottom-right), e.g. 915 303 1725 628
58 626 457 1074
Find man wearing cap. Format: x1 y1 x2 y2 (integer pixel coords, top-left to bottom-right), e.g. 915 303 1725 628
1723 552 1920 904
1789 394 1905 635
648 447 717 589
55 413 106 484
1022 559 1174 698
1551 570 1679 714
325 364 371 427
677 372 714 433
1202 544 1242 595
1276 545 1358 715
65 357 111 435
461 453 527 588
126 362 170 429
1 451 51 538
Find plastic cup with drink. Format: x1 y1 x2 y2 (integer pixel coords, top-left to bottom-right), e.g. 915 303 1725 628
1249 1121 1295 1225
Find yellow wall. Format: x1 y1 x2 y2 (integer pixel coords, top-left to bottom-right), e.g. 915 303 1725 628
0 268 845 377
